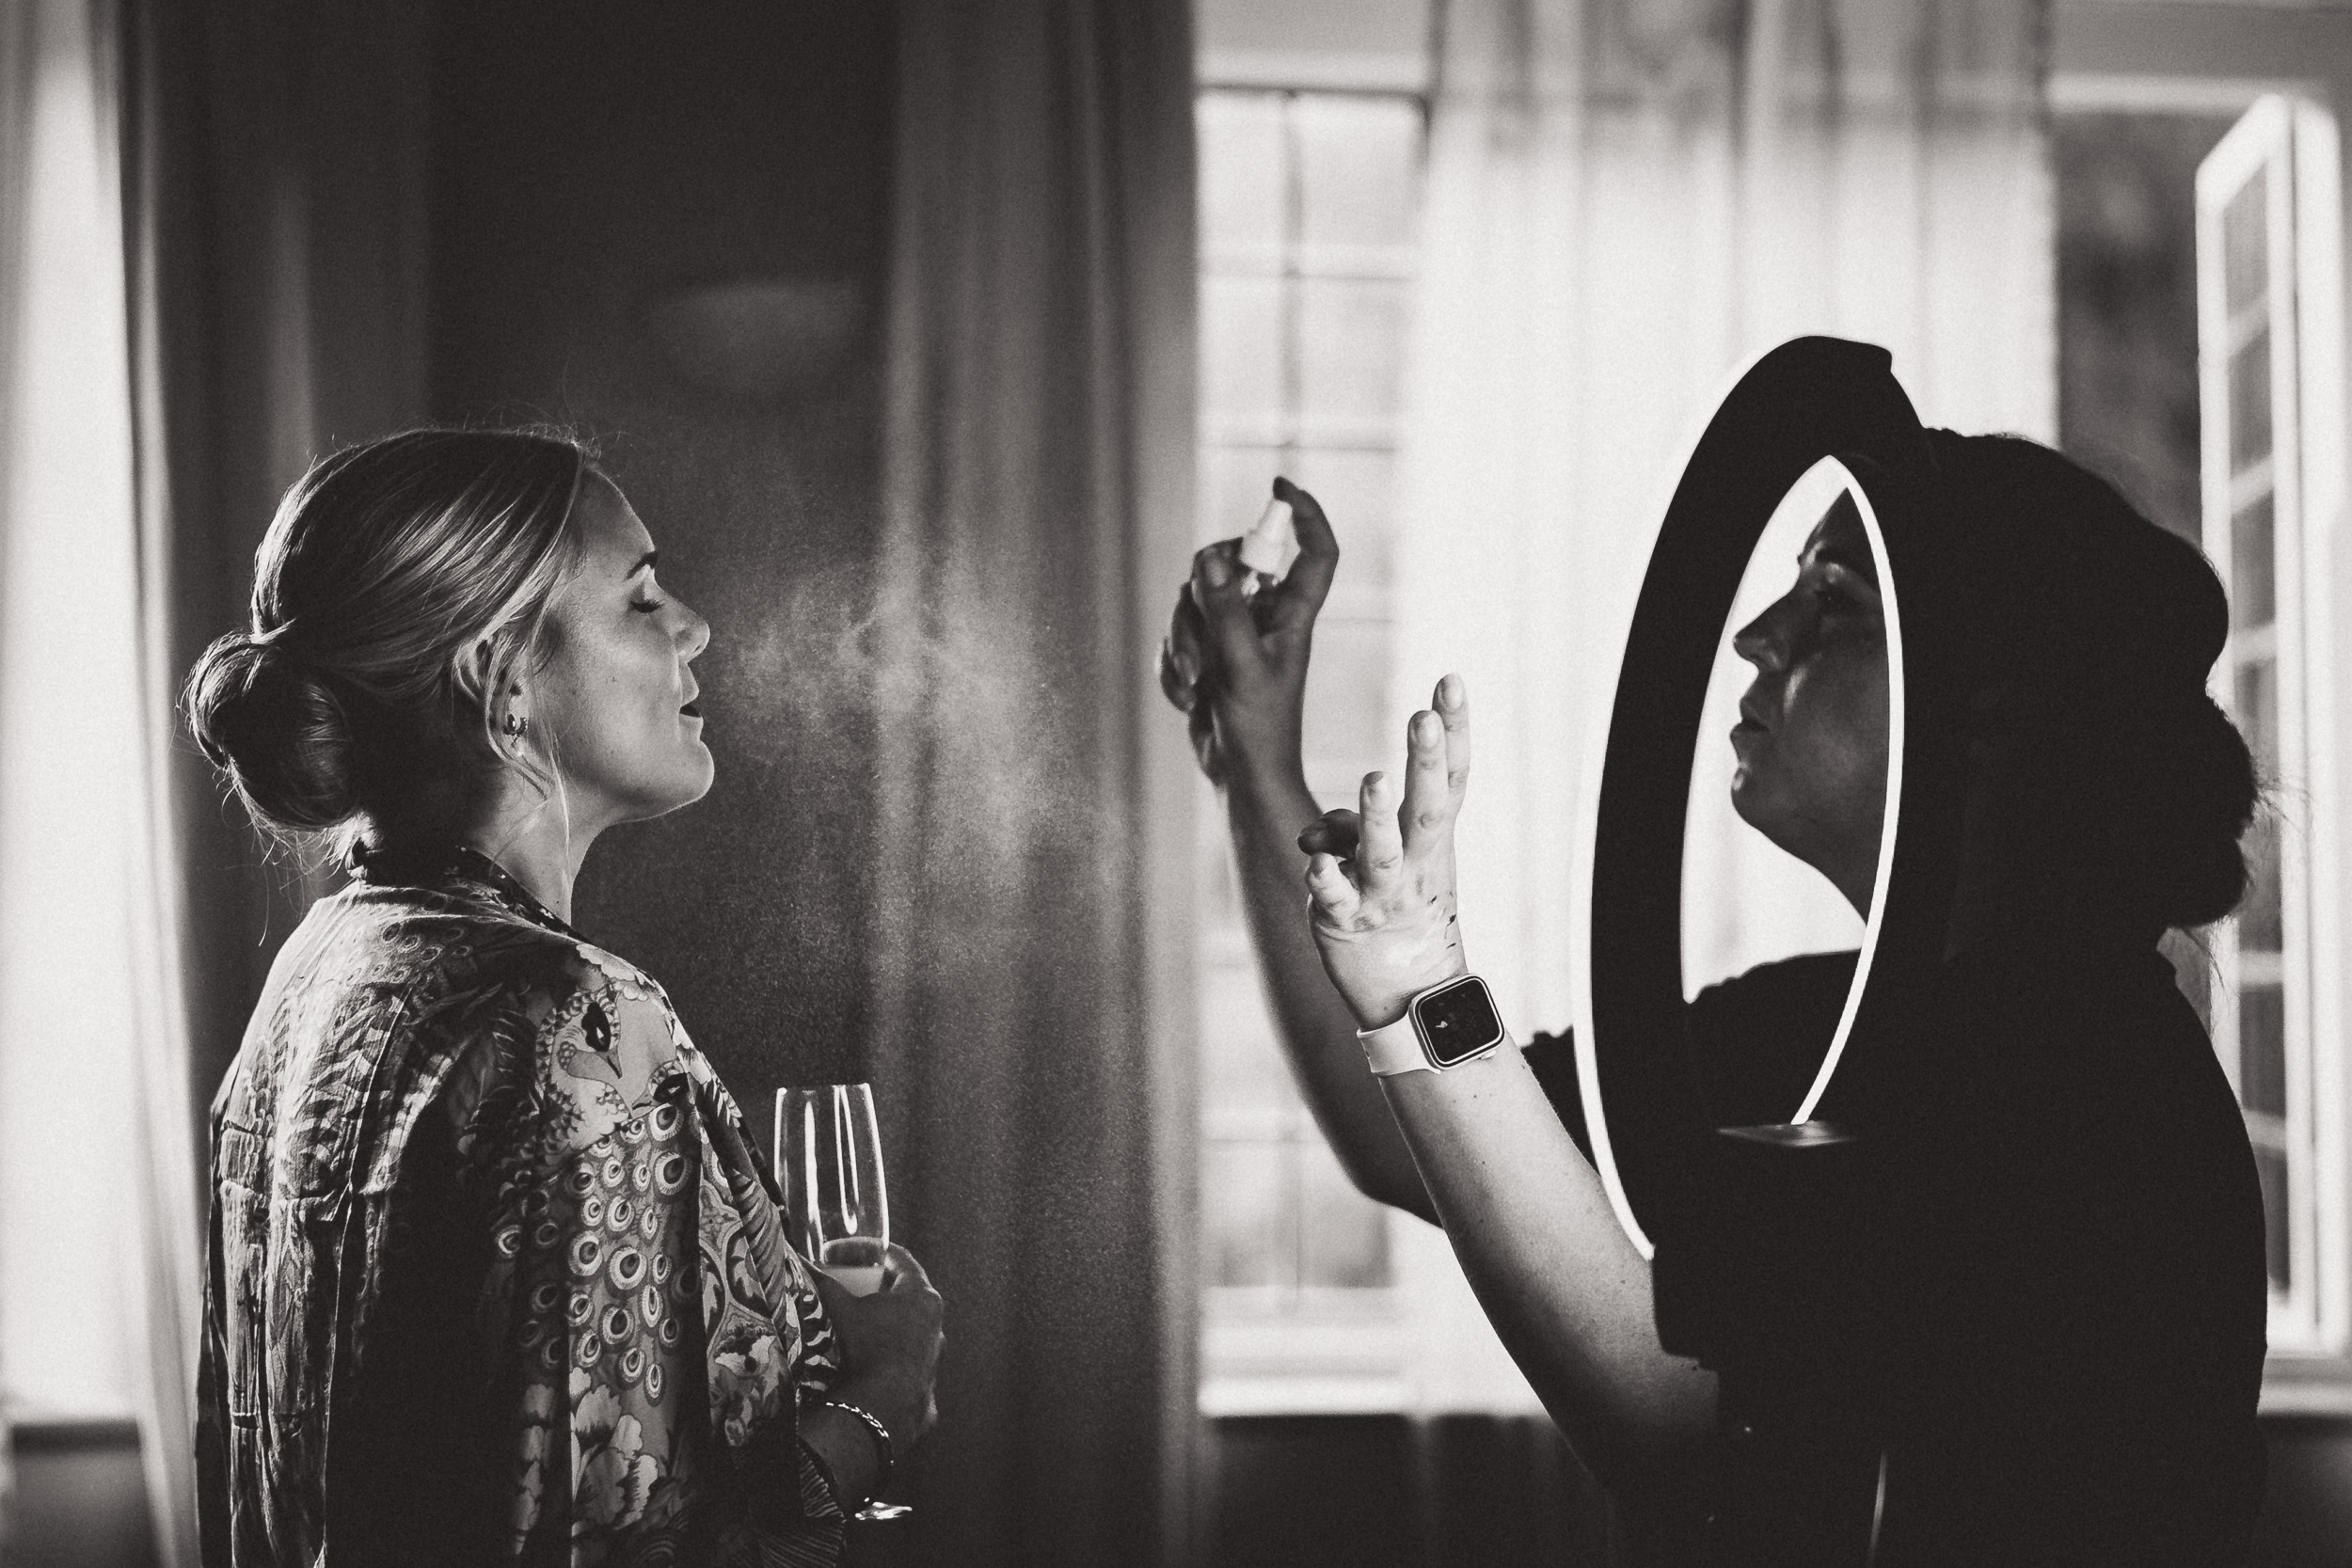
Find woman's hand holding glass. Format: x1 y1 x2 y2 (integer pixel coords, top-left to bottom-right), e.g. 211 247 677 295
1299 676 1476 1032
810 1241 944 1449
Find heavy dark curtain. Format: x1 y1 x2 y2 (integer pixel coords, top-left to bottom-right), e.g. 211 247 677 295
871 0 1200 1562
116 8 434 1555
120 0 436 1128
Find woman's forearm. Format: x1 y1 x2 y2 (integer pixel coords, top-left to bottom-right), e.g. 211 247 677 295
1378 1045 1716 1481
1223 760 1436 1221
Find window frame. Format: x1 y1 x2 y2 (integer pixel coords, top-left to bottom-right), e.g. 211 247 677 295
1192 46 1547 1418
2056 0 2352 1413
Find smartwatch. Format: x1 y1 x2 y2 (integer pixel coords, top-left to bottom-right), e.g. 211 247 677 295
1357 974 1510 1075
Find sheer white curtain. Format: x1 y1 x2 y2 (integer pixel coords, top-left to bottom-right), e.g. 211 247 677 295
0 0 199 1560
1380 0 2050 1407
1393 0 2052 1037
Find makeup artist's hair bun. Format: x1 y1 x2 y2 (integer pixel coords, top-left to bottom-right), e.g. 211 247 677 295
1930 433 2260 933
182 427 596 852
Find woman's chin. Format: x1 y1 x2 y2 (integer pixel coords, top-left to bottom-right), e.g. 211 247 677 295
638 752 716 818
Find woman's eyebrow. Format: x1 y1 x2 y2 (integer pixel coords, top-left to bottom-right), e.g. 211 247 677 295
626 549 659 580
1798 538 1877 581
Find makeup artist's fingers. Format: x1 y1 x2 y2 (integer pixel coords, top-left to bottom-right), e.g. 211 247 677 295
1167 583 1210 688
1305 851 1362 927
1190 539 1262 673
1188 697 1222 784
1297 808 1361 860
1400 710 1456 855
1353 771 1404 895
1158 639 1192 713
1268 478 1339 631
1433 673 1471 800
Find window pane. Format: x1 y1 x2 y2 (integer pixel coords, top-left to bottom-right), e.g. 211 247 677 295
1201 960 1299 1118
2254 1144 2291 1292
2235 657 2278 773
1285 448 1398 596
2230 326 2272 475
1300 615 1392 768
2222 174 2267 319
1206 1140 1295 1289
2231 490 2276 629
1298 277 1408 440
1295 95 1422 256
1200 92 1288 263
1198 827 1244 929
1298 1135 1391 1287
1201 444 1286 547
1203 276 1287 437
2240 812 2284 952
2241 983 2287 1117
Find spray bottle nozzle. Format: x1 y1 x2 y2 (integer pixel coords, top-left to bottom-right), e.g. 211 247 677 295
1239 494 1298 594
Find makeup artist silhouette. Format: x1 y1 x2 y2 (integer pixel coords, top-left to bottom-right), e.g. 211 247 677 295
1162 343 2267 1564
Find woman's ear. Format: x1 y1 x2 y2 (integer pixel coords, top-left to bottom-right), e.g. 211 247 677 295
452 637 499 710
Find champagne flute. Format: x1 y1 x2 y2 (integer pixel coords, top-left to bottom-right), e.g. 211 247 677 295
775 1083 910 1522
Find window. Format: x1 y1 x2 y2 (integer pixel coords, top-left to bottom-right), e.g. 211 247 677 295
0 13 146 1423
1194 82 1426 1413
1192 0 1544 1418
2196 95 2348 1358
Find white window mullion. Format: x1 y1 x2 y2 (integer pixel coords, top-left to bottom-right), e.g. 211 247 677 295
2197 93 2349 1359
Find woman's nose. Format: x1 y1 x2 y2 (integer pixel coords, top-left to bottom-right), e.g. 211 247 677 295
680 606 712 660
1733 600 1791 673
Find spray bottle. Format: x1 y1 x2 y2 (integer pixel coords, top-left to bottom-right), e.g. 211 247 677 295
1239 486 1298 614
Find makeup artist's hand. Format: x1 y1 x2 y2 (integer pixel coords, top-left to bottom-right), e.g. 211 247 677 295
1157 478 1338 788
1299 676 1474 1029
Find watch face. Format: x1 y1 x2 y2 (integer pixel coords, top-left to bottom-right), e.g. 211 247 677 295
1415 977 1504 1067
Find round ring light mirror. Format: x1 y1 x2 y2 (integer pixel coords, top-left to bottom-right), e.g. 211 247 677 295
1567 338 1947 1260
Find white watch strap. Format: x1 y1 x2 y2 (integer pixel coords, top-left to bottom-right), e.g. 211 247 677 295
1357 1010 1433 1075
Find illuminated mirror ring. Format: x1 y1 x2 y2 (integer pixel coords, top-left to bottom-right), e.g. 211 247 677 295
1566 338 1936 1259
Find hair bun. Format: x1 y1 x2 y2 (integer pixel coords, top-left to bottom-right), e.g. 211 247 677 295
183 631 362 833
2134 690 2260 931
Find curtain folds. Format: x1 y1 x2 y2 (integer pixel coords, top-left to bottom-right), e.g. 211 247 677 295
873 1 1200 1561
0 2 200 1563
1393 0 2053 1035
0 0 31 1536
118 3 211 1562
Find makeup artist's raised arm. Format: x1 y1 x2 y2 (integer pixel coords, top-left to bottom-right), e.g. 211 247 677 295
1299 683 1717 1483
1157 481 1434 1222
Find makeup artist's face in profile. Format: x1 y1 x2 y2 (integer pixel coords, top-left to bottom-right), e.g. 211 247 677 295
529 474 715 825
1728 495 1889 905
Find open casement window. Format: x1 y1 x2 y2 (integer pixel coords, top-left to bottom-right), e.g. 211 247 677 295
2197 94 2350 1370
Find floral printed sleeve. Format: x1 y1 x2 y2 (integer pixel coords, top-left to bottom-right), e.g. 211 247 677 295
458 942 847 1567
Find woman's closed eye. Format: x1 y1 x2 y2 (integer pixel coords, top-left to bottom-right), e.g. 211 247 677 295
1804 564 1878 617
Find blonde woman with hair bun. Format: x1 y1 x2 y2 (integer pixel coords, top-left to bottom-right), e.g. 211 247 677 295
186 429 941 1566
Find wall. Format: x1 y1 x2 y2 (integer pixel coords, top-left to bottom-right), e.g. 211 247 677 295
429 2 897 1095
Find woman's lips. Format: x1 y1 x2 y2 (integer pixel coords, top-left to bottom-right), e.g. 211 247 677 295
680 701 702 719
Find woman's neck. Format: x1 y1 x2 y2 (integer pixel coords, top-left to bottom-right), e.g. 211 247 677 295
455 776 605 925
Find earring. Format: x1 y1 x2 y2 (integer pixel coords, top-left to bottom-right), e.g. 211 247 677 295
502 712 529 739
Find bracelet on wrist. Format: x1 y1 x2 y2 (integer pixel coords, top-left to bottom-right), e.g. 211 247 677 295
819 1398 896 1499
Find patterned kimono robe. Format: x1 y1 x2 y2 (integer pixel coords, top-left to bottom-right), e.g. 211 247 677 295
197 847 849 1567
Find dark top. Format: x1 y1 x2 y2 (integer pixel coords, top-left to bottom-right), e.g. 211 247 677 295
1524 946 2269 1566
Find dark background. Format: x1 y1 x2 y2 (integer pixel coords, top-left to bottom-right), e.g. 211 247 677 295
433 4 895 1086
